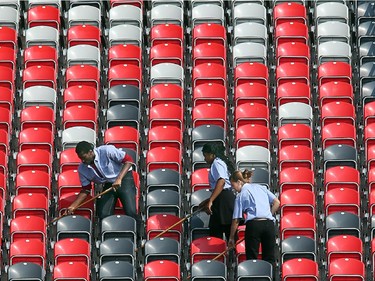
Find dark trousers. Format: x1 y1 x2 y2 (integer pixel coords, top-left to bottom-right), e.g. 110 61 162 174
96 171 141 233
209 223 232 242
245 219 276 265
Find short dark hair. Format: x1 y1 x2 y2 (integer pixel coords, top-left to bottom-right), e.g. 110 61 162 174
75 141 94 155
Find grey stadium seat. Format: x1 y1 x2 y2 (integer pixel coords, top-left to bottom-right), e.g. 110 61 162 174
144 237 180 264
101 215 137 242
278 102 313 127
22 86 56 110
99 261 135 281
281 236 317 262
25 26 59 48
150 63 184 86
317 41 352 65
236 259 273 281
191 260 226 280
0 6 19 31
316 21 350 45
56 215 92 242
107 85 140 108
151 5 184 27
323 144 357 170
67 45 101 68
99 238 135 265
106 104 140 129
68 5 101 27
108 25 142 47
233 42 267 66
191 125 225 151
236 145 271 171
8 262 45 281
315 2 349 24
146 189 181 218
192 4 224 27
325 212 361 240
234 22 268 45
109 5 142 28
61 126 96 150
233 3 267 25
359 41 375 65
146 168 181 193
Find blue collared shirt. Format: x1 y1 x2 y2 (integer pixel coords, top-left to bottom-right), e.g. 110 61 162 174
209 157 232 191
232 183 276 222
78 145 130 186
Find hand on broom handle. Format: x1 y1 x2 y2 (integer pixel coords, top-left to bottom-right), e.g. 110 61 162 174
48 186 115 226
152 206 205 240
212 237 245 261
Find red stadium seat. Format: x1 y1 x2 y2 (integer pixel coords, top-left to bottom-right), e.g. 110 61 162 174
234 83 269 107
67 25 101 47
273 2 307 26
149 84 183 107
53 261 90 281
192 23 226 47
318 62 352 86
328 258 365 281
27 5 60 29
192 83 227 107
235 124 270 149
15 170 51 197
235 103 269 128
63 85 98 109
276 62 309 86
193 43 226 66
62 105 97 130
16 149 52 174
0 86 13 111
58 192 94 220
9 239 46 267
110 0 143 9
18 127 54 153
0 128 9 155
319 81 353 108
59 148 81 173
276 42 310 65
22 65 56 89
12 193 49 220
324 188 360 216
276 82 311 107
278 145 313 170
20 106 55 131
148 126 182 150
24 45 58 69
280 212 316 240
0 46 16 70
54 238 90 265
149 104 183 130
364 101 375 126
321 102 355 127
282 258 319 281
108 44 142 67
10 215 46 243
146 147 181 173
192 63 226 87
104 126 139 152
191 236 227 264
108 64 142 89
144 260 180 281
234 62 269 86
146 214 182 242
324 166 360 192
321 123 356 149
275 22 309 46
150 43 183 66
0 107 11 136
0 65 14 90
0 26 17 49
192 103 227 128
280 189 315 216
327 235 363 265
65 64 100 91
150 24 183 47
278 123 312 149
191 168 210 192
58 170 88 200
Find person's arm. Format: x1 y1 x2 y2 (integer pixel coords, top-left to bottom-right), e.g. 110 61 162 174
271 197 280 215
206 178 225 214
65 190 89 215
112 161 132 189
228 218 240 248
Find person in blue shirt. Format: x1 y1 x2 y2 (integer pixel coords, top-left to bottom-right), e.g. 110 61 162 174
228 170 280 266
66 141 140 227
199 142 236 241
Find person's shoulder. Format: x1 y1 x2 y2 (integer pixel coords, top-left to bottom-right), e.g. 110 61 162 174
97 144 117 152
77 162 87 173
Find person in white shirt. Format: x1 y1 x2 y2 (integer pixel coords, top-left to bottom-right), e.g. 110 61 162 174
228 170 280 266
